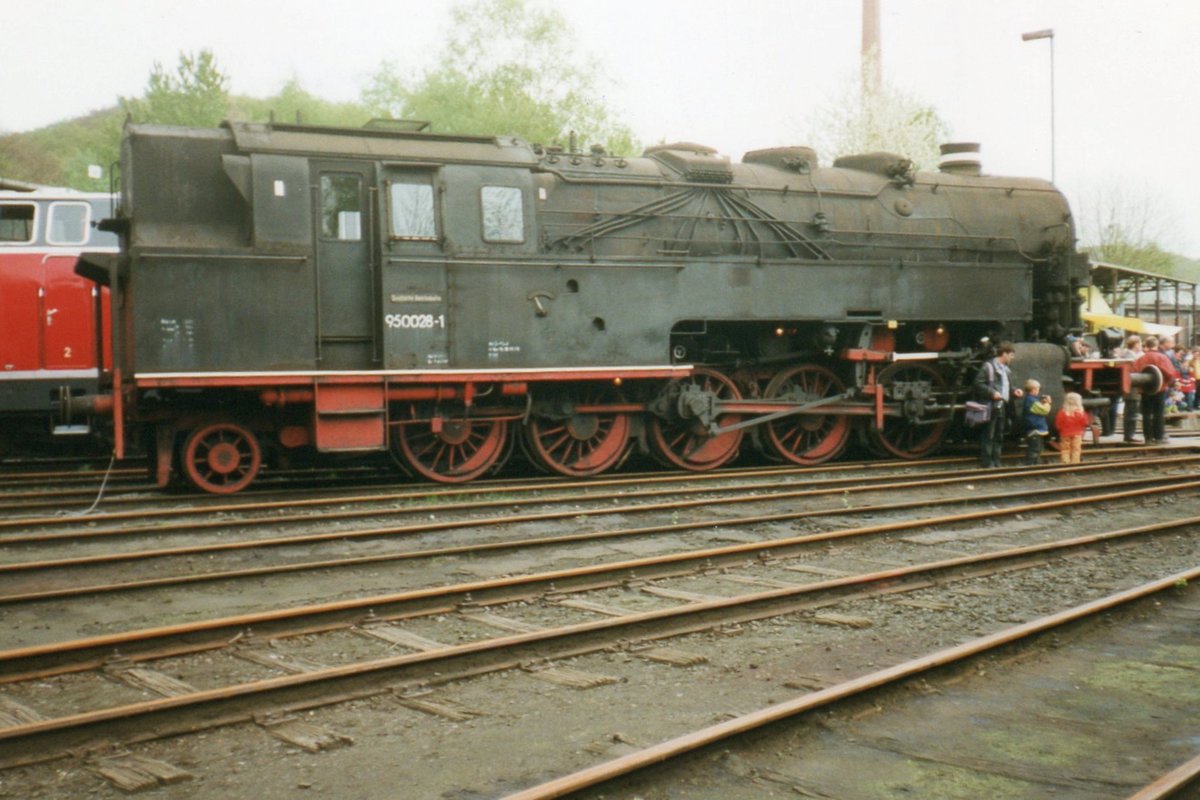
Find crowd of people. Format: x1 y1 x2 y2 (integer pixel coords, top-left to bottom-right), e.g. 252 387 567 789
1113 333 1198 443
973 335 1197 468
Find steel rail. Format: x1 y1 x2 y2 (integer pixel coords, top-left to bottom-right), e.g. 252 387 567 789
1126 752 1200 799
0 475 149 496
2 470 1171 606
0 524 1196 770
0 461 387 496
0 453 1017 541
2 464 1194 601
3 452 1193 552
3 470 1196 608
502 566 1200 800
0 466 389 505
0 450 984 527
0 443 1178 520
0 466 142 482
1 493 1197 687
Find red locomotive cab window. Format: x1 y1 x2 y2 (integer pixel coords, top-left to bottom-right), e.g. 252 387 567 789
319 173 363 241
47 202 90 245
0 203 36 243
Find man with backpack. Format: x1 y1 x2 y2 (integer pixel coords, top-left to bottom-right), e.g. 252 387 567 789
973 342 1024 468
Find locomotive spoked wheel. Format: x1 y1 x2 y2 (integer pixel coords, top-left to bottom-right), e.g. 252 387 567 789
649 368 744 471
394 417 509 483
524 388 632 478
868 361 951 459
763 364 851 465
181 421 263 494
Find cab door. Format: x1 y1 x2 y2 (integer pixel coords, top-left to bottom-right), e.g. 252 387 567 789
380 167 450 369
312 161 377 369
41 253 97 370
41 198 98 371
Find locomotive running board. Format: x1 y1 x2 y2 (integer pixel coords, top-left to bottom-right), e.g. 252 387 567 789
132 365 693 388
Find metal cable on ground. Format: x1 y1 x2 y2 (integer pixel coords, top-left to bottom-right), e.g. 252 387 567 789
65 453 116 517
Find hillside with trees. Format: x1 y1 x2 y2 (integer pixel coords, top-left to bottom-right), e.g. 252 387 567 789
0 0 634 192
2 0 1191 281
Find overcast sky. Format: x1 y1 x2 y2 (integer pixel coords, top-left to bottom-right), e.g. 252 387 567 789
5 0 1198 255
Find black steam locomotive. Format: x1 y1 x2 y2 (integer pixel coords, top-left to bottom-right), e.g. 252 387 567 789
74 120 1112 493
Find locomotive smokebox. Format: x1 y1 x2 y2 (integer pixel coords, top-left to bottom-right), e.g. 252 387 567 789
939 142 982 176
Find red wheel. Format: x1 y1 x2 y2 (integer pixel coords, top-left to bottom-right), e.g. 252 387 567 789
181 422 262 494
393 416 508 483
524 388 632 477
867 361 950 459
763 364 851 465
648 368 744 471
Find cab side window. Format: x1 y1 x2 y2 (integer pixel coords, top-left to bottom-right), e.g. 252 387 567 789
480 186 524 243
48 202 90 245
0 204 36 243
389 180 437 240
319 174 363 241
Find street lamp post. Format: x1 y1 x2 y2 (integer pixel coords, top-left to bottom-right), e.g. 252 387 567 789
1021 28 1056 183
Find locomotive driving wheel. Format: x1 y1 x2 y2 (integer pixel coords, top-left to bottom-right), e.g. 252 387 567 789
648 367 744 471
762 364 851 465
867 361 951 459
393 416 508 483
180 421 262 494
524 387 632 478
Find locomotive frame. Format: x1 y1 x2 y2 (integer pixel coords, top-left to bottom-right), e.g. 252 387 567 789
74 120 1126 492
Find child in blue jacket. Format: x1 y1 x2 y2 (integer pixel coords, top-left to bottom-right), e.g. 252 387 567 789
1023 379 1052 465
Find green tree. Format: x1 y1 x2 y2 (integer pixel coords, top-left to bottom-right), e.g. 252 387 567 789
363 0 637 154
0 134 63 185
1174 255 1200 282
231 78 372 128
807 51 951 170
0 108 122 189
121 50 230 127
1079 183 1179 276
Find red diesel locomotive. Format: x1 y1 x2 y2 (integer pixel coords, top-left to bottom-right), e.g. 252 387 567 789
0 184 117 455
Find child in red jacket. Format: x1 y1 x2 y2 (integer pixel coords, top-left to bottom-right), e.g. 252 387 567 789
1055 392 1089 464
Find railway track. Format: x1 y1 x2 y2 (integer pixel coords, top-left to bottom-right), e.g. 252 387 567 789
0 438 1190 511
2 447 1192 538
2 452 1197 628
1 516 1196 777
0 447 1024 508
0 460 405 502
507 569 1200 799
0 450 1007 517
0 447 1197 796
